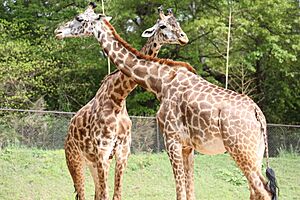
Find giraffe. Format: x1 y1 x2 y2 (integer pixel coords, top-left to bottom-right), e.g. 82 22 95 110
55 3 278 200
55 4 188 200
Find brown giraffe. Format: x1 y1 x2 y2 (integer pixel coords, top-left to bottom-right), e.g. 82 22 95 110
55 4 188 200
55 3 278 200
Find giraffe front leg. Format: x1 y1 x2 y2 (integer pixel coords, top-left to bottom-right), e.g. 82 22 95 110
112 136 131 200
95 155 110 200
87 163 101 199
94 138 115 200
165 136 187 200
182 147 195 200
157 103 188 200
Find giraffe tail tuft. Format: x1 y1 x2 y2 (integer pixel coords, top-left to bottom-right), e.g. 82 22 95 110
266 167 279 200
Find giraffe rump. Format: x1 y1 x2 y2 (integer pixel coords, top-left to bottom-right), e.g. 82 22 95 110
266 167 279 200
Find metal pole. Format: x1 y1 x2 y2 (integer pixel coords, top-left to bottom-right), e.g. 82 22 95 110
225 5 232 89
101 0 105 15
101 0 111 74
107 58 111 74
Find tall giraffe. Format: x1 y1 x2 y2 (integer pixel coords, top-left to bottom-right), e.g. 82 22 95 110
55 3 278 200
55 4 188 200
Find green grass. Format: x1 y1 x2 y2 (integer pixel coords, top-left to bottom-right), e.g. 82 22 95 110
0 147 299 200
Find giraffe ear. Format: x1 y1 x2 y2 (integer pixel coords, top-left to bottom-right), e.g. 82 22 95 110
141 25 157 37
89 2 97 9
105 16 112 21
96 14 112 22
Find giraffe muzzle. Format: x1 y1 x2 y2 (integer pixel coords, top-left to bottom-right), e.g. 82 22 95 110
54 27 72 39
179 38 189 45
178 33 189 45
55 33 64 39
54 28 64 39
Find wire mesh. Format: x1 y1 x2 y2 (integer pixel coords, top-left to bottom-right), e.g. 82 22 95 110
0 109 299 156
267 124 300 156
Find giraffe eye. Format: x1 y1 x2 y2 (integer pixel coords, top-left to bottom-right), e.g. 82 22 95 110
159 25 167 29
76 16 84 22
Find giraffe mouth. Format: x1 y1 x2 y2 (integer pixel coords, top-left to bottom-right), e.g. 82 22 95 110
179 39 188 45
54 29 64 39
55 33 64 39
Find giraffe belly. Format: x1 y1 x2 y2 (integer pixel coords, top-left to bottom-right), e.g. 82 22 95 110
194 138 226 155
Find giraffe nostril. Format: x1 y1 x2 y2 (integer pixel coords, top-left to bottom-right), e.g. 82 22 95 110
180 33 185 37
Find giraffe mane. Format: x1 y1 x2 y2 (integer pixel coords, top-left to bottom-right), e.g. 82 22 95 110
99 69 120 85
103 20 197 74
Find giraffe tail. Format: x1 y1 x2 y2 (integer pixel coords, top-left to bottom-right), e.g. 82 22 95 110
266 168 279 200
257 108 279 200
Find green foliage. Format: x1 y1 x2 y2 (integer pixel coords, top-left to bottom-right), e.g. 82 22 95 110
127 87 159 116
0 119 20 148
0 0 299 123
216 168 247 186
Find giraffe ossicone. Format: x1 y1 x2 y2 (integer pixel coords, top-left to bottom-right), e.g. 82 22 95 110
55 3 278 200
55 3 189 200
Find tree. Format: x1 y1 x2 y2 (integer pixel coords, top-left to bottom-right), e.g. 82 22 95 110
0 0 299 123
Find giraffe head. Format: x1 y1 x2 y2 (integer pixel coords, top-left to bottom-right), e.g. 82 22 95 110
55 3 188 47
55 2 110 39
141 7 188 45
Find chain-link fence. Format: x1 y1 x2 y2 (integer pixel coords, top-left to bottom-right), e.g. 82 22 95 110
267 124 300 156
0 108 299 156
0 108 164 153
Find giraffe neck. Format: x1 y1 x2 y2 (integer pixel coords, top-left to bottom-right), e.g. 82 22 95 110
140 36 162 57
94 20 194 100
104 24 165 106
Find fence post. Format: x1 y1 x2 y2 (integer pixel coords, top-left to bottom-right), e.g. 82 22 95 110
156 119 160 153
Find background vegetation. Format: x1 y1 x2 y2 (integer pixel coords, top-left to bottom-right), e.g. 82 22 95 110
0 0 299 124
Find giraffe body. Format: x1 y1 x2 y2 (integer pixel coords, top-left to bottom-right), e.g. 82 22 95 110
156 68 271 200
65 73 134 200
57 4 188 200
55 4 277 200
161 71 263 156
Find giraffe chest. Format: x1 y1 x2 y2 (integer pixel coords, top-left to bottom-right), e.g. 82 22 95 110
72 109 130 159
79 116 131 163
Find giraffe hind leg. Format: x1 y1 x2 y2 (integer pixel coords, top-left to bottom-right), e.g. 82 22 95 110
65 142 86 200
227 150 271 200
256 135 278 199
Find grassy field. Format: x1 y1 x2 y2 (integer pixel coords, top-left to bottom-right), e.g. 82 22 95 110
0 147 299 200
